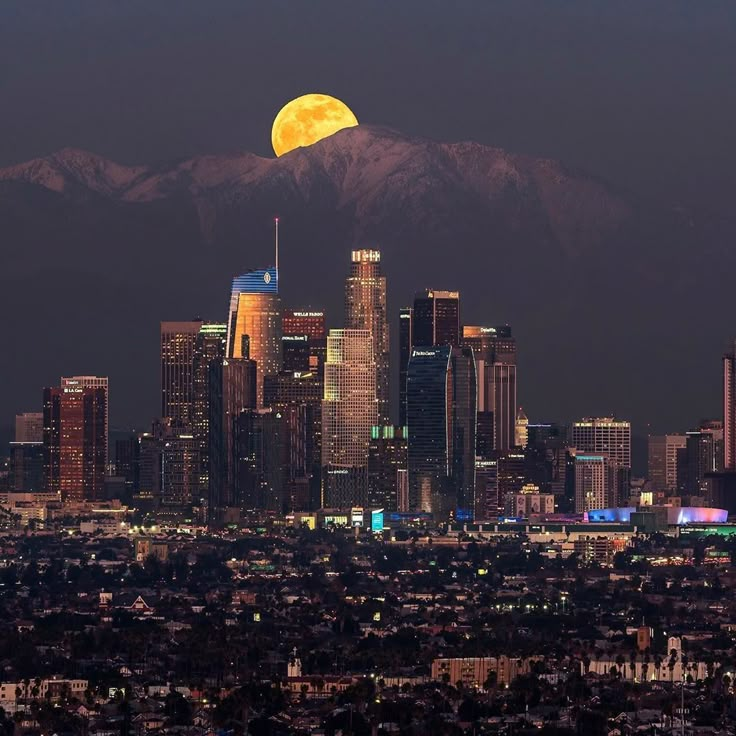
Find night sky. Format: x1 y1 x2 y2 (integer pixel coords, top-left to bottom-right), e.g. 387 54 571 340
1 1 736 447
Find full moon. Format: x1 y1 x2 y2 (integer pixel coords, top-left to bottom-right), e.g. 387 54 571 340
271 94 359 157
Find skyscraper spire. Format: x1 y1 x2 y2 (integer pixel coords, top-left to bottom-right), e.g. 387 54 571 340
274 216 279 276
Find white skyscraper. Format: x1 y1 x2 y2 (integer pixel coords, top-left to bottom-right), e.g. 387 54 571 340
321 329 377 507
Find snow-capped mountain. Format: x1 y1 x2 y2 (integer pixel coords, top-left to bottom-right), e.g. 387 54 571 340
0 125 730 429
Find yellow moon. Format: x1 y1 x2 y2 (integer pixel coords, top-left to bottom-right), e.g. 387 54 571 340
271 94 359 157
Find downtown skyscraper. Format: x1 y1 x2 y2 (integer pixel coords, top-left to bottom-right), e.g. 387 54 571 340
161 320 203 426
406 345 476 521
344 250 389 424
43 383 107 502
462 325 517 452
321 329 377 507
226 267 282 408
412 290 460 348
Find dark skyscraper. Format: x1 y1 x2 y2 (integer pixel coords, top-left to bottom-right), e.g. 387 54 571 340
345 250 389 424
412 290 460 348
462 325 518 452
398 307 413 427
368 426 408 511
234 408 289 512
407 345 476 521
43 385 107 502
264 370 324 510
9 441 44 492
161 320 203 426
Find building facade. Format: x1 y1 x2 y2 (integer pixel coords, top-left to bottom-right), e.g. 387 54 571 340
344 250 389 424
161 321 203 426
226 267 282 408
406 345 477 521
321 329 377 507
647 434 686 493
367 426 408 511
14 412 43 443
412 290 460 348
43 385 107 502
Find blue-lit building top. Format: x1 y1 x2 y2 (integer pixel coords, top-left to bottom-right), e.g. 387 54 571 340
228 266 278 310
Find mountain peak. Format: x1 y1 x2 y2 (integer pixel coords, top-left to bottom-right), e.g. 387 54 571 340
0 147 147 196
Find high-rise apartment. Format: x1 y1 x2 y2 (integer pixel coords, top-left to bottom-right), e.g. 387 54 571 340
321 329 377 507
574 453 615 512
412 290 460 348
344 250 389 424
647 434 687 492
161 321 203 425
226 267 282 407
43 384 107 502
406 345 477 521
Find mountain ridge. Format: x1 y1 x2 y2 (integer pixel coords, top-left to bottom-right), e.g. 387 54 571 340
0 125 729 432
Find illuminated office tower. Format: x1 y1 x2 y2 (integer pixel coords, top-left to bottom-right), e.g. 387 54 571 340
367 426 408 511
647 434 686 492
412 290 460 347
226 267 282 407
283 309 326 340
283 308 327 371
398 307 413 427
43 384 106 502
15 413 43 443
574 453 615 512
321 329 377 507
208 356 257 513
61 376 109 461
725 342 736 469
406 345 476 521
161 320 203 425
344 250 389 424
192 323 228 495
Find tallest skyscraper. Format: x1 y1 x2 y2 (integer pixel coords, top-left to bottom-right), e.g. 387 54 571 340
345 249 389 424
226 266 282 408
